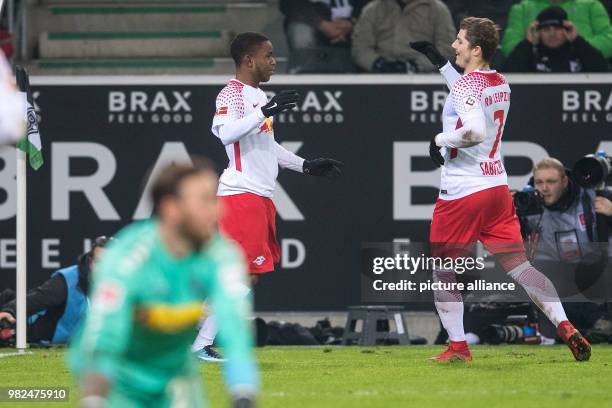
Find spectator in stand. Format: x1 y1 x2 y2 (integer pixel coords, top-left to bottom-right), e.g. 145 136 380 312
504 6 609 72
280 0 370 73
352 0 456 73
502 0 612 59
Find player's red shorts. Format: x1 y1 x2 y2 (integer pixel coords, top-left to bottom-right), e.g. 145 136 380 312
430 185 524 256
219 192 280 274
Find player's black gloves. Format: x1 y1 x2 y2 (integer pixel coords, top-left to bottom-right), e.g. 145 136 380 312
429 137 445 167
372 57 407 73
303 158 344 178
409 41 447 69
261 90 299 117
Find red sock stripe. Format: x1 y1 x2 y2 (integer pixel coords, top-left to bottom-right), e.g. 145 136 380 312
518 267 547 291
497 251 528 272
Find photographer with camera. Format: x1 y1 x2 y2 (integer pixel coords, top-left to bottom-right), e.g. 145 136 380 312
514 156 612 341
0 236 112 346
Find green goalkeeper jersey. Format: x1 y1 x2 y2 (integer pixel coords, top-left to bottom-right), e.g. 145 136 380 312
69 219 258 403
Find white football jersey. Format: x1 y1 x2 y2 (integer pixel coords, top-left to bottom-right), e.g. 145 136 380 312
0 53 26 145
211 79 279 198
439 70 510 200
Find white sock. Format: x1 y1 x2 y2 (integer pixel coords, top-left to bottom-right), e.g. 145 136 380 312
433 270 466 342
191 315 216 352
508 261 568 327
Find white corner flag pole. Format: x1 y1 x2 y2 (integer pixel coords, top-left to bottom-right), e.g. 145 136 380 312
16 145 27 350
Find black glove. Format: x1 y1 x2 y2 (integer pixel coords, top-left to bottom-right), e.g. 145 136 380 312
372 57 407 73
261 90 299 117
232 396 255 408
429 137 444 167
303 158 344 178
409 41 447 69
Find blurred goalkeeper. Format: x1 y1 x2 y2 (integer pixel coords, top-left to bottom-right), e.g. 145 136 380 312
70 159 258 408
0 50 26 145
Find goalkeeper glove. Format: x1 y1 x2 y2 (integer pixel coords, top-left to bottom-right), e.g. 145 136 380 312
303 158 344 178
409 41 447 69
429 137 445 167
261 90 299 117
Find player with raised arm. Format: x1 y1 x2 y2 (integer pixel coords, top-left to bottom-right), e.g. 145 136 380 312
192 32 343 361
70 160 258 408
410 17 591 363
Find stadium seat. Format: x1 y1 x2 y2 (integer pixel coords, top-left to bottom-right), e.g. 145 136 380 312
21 1 285 74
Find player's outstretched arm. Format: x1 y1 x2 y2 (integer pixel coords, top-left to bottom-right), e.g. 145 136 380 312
205 244 259 407
273 141 305 172
409 41 460 89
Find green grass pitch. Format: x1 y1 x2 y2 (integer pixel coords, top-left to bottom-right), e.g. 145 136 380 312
1 345 612 407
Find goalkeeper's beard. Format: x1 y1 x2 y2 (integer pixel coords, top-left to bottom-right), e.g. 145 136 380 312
177 220 211 251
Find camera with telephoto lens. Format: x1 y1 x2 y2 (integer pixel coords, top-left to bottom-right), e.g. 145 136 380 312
573 151 612 191
513 185 541 213
481 315 540 345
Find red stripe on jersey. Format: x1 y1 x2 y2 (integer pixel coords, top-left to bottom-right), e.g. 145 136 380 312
216 106 228 115
234 142 242 172
450 118 463 159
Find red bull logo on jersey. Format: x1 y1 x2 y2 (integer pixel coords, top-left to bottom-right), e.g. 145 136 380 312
259 118 273 134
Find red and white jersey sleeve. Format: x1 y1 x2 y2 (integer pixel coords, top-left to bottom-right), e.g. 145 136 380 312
211 79 302 198
0 53 26 145
438 70 511 200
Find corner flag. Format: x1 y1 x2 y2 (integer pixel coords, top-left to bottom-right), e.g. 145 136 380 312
15 66 42 170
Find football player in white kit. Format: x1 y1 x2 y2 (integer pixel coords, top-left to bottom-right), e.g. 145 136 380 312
0 50 26 145
410 17 590 362
192 32 343 361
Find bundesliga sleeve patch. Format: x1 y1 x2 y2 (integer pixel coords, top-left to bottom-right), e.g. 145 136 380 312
462 96 478 111
92 280 126 313
215 106 228 115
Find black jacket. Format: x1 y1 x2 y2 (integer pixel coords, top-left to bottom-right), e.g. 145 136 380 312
0 254 91 342
503 36 610 73
280 0 368 27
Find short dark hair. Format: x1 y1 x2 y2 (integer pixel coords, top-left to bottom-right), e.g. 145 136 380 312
460 17 499 62
230 32 270 66
151 158 217 215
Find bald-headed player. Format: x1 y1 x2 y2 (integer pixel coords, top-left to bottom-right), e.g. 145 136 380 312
192 32 343 361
